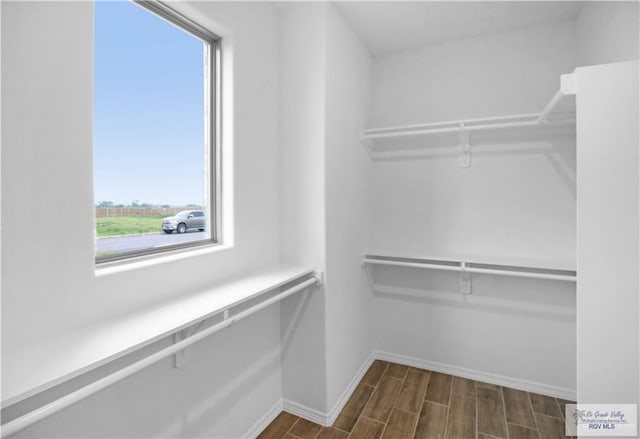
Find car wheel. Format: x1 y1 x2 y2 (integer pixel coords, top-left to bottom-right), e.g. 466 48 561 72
177 223 187 234
164 230 173 234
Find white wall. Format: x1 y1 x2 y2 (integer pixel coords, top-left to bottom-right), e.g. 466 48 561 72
278 2 328 415
576 1 639 67
2 1 284 436
576 60 639 409
324 4 374 413
369 21 578 395
278 3 375 418
371 22 577 264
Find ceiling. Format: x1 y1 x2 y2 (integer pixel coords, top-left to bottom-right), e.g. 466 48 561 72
332 1 584 56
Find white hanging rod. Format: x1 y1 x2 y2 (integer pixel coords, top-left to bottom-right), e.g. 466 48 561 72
363 112 541 135
363 119 542 140
0 274 321 438
363 257 576 282
362 74 576 143
363 258 461 273
362 116 575 142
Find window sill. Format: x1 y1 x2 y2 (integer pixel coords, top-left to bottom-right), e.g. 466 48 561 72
2 264 315 408
95 241 232 277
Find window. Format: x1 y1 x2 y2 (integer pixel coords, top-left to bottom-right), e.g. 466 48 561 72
94 1 220 263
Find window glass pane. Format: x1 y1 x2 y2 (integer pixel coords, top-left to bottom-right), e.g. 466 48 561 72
94 1 212 261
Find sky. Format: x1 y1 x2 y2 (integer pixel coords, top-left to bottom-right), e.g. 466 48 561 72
94 1 206 207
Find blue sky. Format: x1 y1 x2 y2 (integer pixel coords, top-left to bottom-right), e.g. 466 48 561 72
94 1 206 207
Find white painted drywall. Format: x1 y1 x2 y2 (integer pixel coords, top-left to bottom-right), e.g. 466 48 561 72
576 2 639 67
324 3 374 413
2 1 284 436
278 2 329 415
278 4 376 418
576 61 639 409
369 21 578 394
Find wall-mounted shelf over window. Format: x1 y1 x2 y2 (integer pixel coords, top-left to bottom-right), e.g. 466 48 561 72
361 72 577 163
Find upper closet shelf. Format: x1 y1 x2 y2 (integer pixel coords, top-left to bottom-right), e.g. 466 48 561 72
361 72 577 162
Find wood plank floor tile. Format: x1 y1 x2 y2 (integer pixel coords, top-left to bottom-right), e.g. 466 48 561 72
258 412 299 439
503 387 536 429
413 401 448 439
425 372 452 406
395 370 429 413
446 394 475 439
451 376 475 397
529 393 562 418
556 398 575 419
332 384 374 432
361 360 388 386
406 367 431 383
383 363 409 380
316 427 348 439
381 408 418 439
476 381 501 391
535 413 567 439
289 418 322 439
508 423 539 439
349 417 385 439
258 364 575 439
477 386 507 438
362 376 403 422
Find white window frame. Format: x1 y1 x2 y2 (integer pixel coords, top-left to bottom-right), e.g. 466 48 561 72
95 0 222 265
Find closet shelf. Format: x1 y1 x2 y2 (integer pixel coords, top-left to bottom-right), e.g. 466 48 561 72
362 252 576 282
1 265 318 409
362 252 576 316
361 72 577 158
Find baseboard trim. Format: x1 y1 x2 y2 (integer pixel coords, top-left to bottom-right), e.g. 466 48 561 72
375 350 577 400
282 399 329 426
281 352 375 427
244 399 283 439
326 352 376 425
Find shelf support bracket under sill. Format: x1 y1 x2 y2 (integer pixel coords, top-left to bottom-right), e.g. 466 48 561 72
458 125 471 168
173 329 190 368
459 262 472 295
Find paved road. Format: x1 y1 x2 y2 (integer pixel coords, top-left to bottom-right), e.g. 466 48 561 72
97 231 208 255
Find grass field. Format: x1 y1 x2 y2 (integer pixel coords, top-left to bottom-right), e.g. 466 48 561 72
96 216 164 237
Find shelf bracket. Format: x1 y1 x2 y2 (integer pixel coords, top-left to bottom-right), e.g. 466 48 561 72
173 329 190 368
458 124 471 168
361 137 374 157
459 262 472 295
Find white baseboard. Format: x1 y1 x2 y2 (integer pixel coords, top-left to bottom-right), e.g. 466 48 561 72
281 352 375 427
244 399 283 439
282 399 330 426
326 352 376 425
375 350 577 401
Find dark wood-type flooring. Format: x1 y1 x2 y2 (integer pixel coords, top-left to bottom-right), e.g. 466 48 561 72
258 360 575 439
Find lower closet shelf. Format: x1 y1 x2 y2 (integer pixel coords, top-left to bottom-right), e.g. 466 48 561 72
2 265 318 409
362 252 576 317
362 252 576 281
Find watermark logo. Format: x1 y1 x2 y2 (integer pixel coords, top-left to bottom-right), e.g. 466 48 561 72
566 404 637 436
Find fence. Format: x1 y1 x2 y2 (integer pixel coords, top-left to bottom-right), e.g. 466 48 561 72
95 207 202 218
